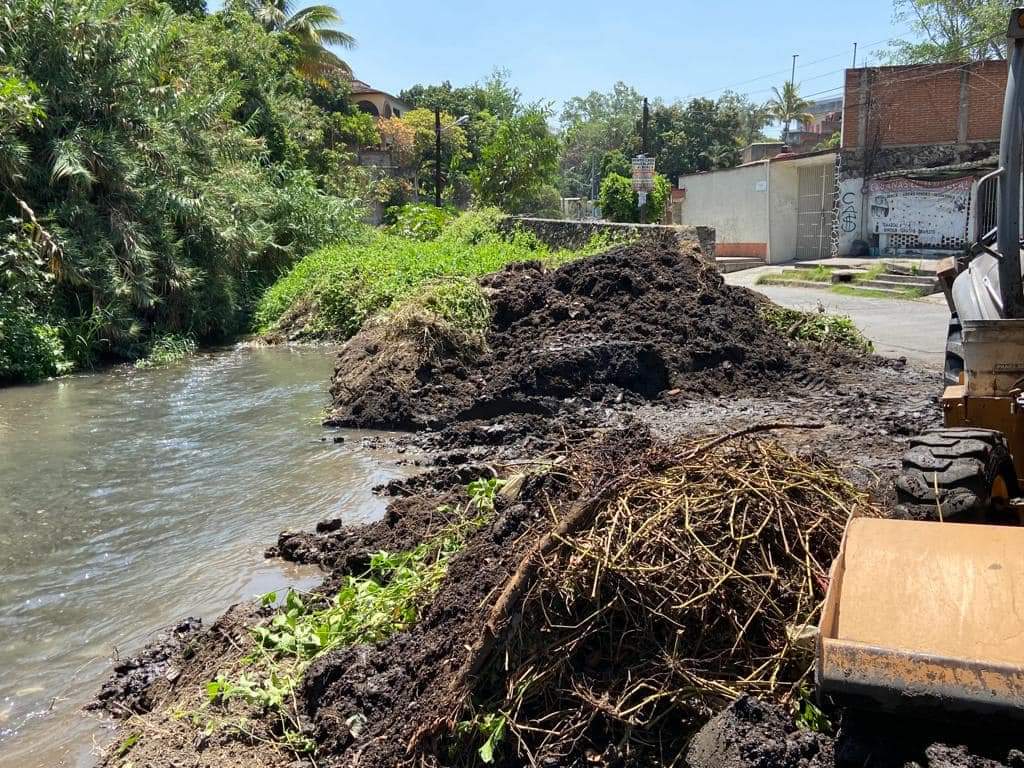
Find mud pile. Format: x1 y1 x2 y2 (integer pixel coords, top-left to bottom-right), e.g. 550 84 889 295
261 427 861 767
326 236 843 430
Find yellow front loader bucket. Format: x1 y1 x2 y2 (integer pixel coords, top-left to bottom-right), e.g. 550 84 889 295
817 517 1024 718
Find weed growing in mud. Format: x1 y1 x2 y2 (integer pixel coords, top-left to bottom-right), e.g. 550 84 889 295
760 304 874 354
199 476 505 758
795 687 833 734
454 711 508 764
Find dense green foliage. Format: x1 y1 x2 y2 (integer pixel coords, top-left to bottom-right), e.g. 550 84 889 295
471 108 561 216
0 0 364 383
598 172 670 223
559 83 772 197
395 73 562 210
256 209 579 338
385 203 459 240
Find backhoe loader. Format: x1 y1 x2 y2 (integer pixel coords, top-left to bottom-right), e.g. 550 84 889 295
816 9 1024 719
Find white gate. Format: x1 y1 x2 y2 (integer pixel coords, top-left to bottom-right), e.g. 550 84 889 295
797 163 835 261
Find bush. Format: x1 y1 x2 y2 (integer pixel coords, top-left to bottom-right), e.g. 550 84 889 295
0 295 72 383
386 204 459 241
598 172 670 223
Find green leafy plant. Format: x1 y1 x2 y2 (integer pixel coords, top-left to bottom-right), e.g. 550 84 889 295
795 687 833 733
386 203 458 241
760 305 874 354
200 477 503 754
455 712 508 764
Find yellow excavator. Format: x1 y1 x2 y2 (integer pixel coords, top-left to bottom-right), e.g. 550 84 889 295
816 9 1024 719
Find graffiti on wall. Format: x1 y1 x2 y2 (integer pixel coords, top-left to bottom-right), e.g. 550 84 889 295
836 178 865 255
869 176 971 247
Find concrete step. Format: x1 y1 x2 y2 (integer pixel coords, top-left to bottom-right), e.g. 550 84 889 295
855 279 925 293
836 283 908 295
716 257 764 274
877 272 938 288
762 279 832 290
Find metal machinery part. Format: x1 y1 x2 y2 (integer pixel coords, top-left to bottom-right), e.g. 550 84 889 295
817 9 1024 719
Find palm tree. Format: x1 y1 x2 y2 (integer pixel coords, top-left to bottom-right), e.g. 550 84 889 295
249 0 355 82
768 82 815 142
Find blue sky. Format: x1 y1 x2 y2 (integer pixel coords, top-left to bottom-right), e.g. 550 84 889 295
338 0 909 114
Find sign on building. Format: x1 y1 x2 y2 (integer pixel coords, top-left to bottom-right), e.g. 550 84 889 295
632 155 656 206
869 177 972 248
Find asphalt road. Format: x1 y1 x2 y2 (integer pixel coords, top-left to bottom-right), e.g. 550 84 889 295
726 267 950 370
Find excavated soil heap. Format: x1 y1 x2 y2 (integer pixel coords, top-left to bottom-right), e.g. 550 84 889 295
326 235 837 430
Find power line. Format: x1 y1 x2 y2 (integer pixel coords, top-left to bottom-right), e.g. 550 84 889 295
682 28 912 102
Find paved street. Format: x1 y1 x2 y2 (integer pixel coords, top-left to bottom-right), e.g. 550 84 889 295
727 266 951 369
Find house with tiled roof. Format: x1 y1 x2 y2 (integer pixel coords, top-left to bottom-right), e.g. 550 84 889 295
349 78 411 119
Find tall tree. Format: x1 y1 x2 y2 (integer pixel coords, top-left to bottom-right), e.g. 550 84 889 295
558 82 644 198
887 0 1009 63
245 0 355 81
768 82 814 139
472 107 560 215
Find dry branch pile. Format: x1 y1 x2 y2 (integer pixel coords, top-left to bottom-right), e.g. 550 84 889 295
443 432 870 767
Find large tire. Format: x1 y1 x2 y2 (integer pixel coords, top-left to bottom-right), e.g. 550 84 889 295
944 315 964 387
895 428 1018 519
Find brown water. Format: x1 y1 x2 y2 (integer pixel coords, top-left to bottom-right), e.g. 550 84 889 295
0 346 410 767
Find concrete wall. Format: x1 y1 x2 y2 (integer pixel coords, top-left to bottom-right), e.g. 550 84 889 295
835 174 974 256
676 165 769 259
499 217 715 256
768 161 799 263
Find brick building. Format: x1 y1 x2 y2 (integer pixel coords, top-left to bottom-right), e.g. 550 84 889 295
837 61 1004 257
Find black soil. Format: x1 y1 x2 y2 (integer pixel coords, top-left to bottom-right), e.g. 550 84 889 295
326 236 845 430
94 237 1016 768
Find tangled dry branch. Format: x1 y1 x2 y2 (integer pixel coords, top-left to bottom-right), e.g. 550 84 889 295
443 431 871 767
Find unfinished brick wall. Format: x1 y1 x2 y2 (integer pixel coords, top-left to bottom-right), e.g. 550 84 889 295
842 62 1007 149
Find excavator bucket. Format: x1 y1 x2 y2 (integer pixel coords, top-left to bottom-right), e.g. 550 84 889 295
817 516 1024 718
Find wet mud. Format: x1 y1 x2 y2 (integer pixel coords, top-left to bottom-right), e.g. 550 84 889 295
93 235 1019 768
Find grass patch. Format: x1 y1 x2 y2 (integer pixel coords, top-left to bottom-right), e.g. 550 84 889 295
760 304 874 354
198 477 506 756
830 284 923 300
756 265 833 285
135 334 196 369
254 209 610 340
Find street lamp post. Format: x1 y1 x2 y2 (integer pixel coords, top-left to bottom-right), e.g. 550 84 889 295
433 110 470 207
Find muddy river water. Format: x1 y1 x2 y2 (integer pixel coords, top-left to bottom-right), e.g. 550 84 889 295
0 346 409 767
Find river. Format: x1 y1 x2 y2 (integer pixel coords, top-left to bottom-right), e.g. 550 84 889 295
0 346 410 767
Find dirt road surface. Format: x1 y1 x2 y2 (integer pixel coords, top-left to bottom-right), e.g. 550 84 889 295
727 266 949 369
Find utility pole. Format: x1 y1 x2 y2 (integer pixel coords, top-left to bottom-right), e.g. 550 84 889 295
434 106 442 208
785 54 799 144
852 42 858 69
640 97 650 224
642 97 650 156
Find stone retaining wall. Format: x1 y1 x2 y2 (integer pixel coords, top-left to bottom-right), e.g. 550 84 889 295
500 217 715 257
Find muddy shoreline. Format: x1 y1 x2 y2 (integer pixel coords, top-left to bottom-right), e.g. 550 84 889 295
91 237 1023 768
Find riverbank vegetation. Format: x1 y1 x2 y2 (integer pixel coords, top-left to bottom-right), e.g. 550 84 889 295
255 209 604 341
0 0 365 384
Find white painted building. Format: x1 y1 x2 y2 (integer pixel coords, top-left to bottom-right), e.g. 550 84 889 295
675 150 837 264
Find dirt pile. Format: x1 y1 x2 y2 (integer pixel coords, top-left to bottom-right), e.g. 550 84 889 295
280 426 863 767
325 236 844 430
